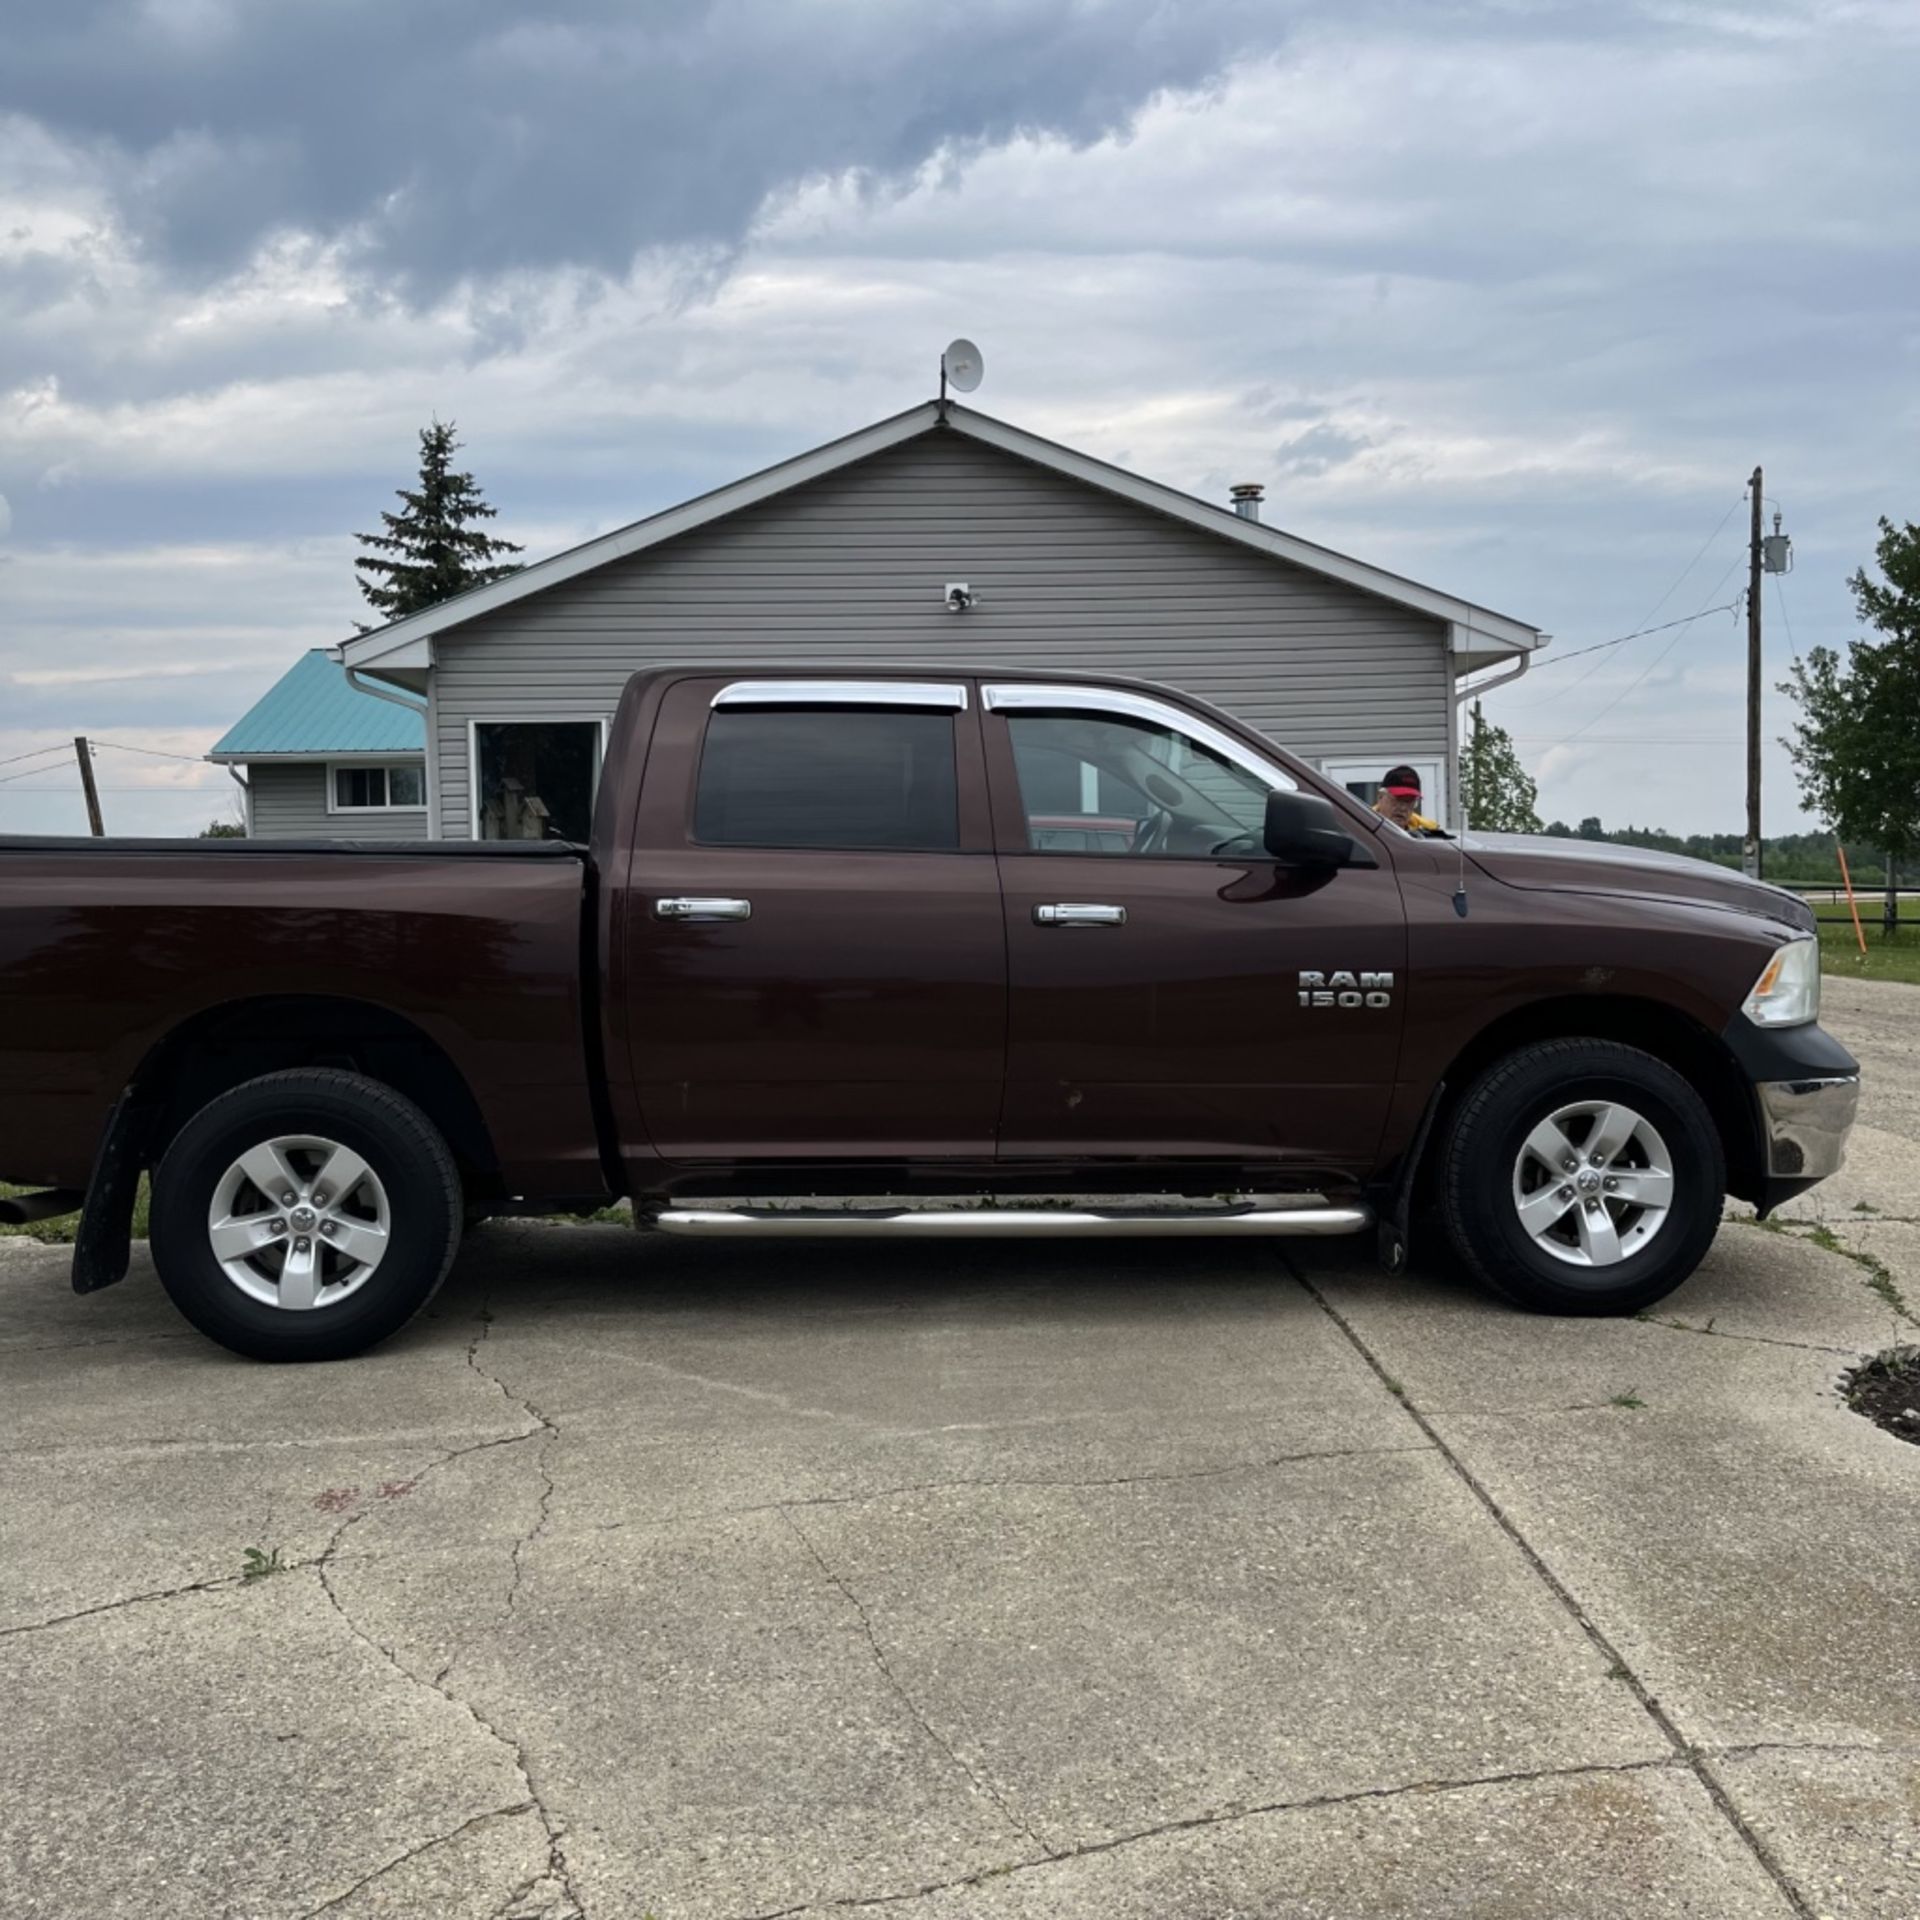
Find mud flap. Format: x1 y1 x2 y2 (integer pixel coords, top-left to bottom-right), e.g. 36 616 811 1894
1376 1079 1446 1275
71 1088 147 1294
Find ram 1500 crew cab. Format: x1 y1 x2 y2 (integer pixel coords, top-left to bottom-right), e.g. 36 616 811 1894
0 666 1860 1360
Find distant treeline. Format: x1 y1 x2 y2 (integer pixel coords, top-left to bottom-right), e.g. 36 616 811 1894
1539 821 1894 886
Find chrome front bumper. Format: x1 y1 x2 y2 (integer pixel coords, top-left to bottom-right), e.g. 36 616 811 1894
1756 1075 1861 1179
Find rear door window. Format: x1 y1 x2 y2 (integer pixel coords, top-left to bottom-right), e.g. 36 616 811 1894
694 708 960 851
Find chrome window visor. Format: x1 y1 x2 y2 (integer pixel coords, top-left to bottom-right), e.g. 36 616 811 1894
981 684 1298 791
712 680 968 710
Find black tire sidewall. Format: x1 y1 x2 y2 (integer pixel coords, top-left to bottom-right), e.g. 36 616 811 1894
1445 1044 1724 1315
151 1074 460 1361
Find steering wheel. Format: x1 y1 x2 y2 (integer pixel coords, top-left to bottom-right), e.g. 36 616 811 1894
1131 809 1174 856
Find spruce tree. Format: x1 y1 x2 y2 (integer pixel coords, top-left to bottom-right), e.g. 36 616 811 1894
354 420 522 626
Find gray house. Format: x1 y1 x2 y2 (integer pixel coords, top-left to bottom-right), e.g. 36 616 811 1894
258 400 1542 841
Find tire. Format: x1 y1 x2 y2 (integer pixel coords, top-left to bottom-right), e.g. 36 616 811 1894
149 1070 463 1361
1439 1039 1724 1316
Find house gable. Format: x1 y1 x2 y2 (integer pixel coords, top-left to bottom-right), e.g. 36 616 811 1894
425 428 1459 837
339 401 1541 684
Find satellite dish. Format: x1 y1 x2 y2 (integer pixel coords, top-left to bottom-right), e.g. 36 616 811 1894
941 338 984 396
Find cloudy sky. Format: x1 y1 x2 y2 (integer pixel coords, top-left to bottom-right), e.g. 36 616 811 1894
3 0 1915 837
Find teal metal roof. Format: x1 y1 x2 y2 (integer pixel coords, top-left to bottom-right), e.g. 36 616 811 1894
209 650 425 759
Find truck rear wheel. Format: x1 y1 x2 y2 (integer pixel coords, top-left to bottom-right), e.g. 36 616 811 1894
149 1070 462 1362
1439 1039 1724 1316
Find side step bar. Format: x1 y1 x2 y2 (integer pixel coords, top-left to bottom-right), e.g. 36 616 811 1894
652 1202 1373 1240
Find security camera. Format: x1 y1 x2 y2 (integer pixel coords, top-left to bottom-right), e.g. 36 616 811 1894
945 583 974 613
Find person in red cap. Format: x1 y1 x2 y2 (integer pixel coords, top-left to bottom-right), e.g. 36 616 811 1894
1373 764 1444 835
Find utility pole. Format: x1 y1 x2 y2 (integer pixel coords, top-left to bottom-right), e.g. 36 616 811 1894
1744 466 1763 879
73 736 105 837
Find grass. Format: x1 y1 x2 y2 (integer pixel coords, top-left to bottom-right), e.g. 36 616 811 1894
240 1547 285 1582
1815 916 1920 987
0 1177 149 1244
1608 1391 1647 1410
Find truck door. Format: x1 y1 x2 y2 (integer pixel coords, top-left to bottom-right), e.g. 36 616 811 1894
982 684 1407 1173
622 677 1006 1163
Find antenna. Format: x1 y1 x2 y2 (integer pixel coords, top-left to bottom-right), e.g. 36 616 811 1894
940 338 984 409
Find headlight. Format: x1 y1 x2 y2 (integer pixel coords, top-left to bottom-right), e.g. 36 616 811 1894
1742 934 1821 1028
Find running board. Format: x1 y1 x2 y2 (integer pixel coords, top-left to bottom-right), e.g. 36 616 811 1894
652 1202 1373 1240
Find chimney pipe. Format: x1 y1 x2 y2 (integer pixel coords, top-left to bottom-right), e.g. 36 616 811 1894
1230 483 1264 522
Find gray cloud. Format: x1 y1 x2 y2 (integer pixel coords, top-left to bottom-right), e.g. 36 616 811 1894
4 0 1284 295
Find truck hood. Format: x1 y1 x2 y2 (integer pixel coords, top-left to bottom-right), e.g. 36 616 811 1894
1461 832 1815 932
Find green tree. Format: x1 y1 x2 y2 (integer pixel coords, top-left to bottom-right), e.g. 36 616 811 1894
1780 516 1920 931
354 420 522 628
198 818 245 838
1459 700 1543 832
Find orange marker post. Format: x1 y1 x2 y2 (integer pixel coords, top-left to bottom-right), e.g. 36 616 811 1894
1835 840 1868 956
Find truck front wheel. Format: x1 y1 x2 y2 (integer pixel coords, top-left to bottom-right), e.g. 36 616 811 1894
1439 1039 1725 1315
149 1070 463 1361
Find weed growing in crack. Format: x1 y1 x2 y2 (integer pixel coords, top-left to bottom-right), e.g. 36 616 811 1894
240 1547 284 1581
1608 1392 1647 1410
1808 1224 1914 1322
1381 1377 1406 1398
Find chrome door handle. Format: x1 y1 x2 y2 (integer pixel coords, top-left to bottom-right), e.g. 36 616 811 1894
1034 902 1127 928
655 896 752 923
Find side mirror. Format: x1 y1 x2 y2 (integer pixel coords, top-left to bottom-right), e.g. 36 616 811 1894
1264 789 1358 869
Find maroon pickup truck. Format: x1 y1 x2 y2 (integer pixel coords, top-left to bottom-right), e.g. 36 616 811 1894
0 666 1860 1360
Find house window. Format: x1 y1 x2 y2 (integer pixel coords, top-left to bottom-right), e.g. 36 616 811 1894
476 722 602 842
331 763 425 811
694 708 959 851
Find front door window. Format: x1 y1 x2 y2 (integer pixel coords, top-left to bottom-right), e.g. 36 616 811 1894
1006 709 1275 858
476 722 601 842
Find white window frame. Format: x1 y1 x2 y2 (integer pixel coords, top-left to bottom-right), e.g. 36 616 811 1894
981 684 1300 793
325 759 429 814
468 716 611 842
1319 757 1447 826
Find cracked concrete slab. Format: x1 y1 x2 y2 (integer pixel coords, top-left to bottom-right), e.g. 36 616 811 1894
783 1449 1668 1855
883 1764 1796 1919
0 1295 538 1632
0 1574 533 1920
1306 1226 1902 1414
455 1232 1414 1532
1711 1747 1920 1920
450 1505 1043 1920
1413 1400 1920 1752
309 1804 563 1920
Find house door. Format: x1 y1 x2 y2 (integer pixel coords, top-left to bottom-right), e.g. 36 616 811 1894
622 677 1007 1164
983 685 1408 1173
475 721 604 842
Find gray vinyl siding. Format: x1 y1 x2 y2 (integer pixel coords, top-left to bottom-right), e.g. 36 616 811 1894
244 760 430 840
431 431 1449 838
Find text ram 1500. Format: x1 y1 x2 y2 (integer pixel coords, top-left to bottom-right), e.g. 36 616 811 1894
0 666 1860 1360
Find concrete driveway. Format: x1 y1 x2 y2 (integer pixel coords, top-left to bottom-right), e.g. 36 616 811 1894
3 978 1916 1920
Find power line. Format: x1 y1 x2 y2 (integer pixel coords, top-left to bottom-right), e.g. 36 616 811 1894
1522 601 1743 670
1530 554 1748 757
1506 493 1746 710
0 743 72 772
0 785 218 796
1772 571 1800 664
91 739 212 765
